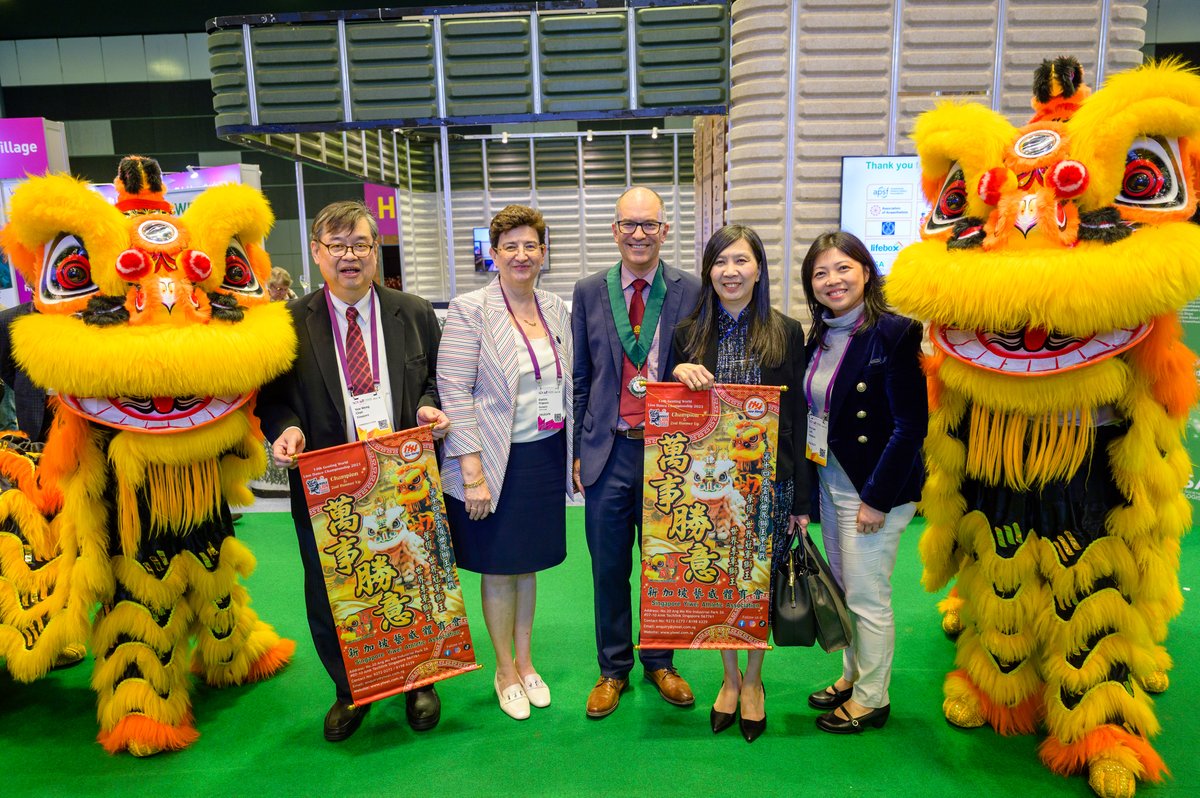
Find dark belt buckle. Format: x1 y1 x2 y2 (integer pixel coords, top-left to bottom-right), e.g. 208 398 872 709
617 427 644 440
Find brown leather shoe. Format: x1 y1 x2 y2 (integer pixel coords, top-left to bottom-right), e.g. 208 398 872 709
586 676 628 718
645 667 695 707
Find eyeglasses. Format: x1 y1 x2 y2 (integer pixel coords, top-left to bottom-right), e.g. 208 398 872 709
317 240 374 258
615 219 664 236
497 242 544 256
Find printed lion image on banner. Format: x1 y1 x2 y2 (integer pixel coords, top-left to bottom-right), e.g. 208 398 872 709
298 425 479 704
639 382 781 650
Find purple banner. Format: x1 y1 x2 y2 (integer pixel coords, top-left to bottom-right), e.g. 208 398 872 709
0 118 50 179
364 184 399 237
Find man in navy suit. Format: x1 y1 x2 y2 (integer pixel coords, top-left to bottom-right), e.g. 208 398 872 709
571 187 702 718
258 200 450 742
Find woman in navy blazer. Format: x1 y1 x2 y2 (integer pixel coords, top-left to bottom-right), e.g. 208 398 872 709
800 230 927 735
672 224 811 743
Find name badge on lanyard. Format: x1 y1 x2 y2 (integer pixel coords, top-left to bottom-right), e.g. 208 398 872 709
500 283 564 432
326 287 393 441
351 390 394 440
536 381 565 431
806 414 829 467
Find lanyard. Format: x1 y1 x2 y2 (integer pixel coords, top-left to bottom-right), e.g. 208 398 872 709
805 317 864 417
499 281 562 383
325 286 381 389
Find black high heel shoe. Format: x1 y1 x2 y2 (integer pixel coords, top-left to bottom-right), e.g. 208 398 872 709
711 677 739 734
816 703 890 734
808 683 853 710
739 683 766 743
710 705 736 734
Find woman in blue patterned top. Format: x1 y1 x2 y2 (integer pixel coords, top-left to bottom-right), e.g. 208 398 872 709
671 224 810 743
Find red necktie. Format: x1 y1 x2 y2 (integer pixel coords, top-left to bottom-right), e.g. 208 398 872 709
344 306 374 396
618 278 648 428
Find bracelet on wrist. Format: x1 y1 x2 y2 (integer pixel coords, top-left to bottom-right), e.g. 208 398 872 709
463 475 486 489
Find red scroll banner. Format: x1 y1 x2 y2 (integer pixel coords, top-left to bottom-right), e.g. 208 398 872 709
297 425 480 704
639 382 782 650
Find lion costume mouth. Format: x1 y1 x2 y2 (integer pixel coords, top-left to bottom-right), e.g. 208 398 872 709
58 393 252 432
931 322 1151 375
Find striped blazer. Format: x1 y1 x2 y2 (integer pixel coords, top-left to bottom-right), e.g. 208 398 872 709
437 280 574 509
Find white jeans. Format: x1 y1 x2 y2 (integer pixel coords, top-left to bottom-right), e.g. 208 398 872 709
817 452 914 709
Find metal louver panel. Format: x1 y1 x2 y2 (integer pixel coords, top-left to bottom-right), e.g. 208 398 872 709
251 24 343 125
635 4 730 108
539 12 629 114
346 21 437 122
441 17 535 117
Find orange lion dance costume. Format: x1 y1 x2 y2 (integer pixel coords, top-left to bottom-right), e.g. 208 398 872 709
0 156 297 755
888 58 1200 797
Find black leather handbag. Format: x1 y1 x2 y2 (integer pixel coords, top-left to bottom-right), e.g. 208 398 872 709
772 530 853 653
771 535 817 646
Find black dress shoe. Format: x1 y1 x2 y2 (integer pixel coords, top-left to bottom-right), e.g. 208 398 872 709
816 703 890 734
739 683 766 743
710 706 736 734
324 700 371 742
808 684 853 710
406 686 441 731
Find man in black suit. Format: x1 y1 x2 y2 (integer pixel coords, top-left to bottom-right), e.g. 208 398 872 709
258 200 450 742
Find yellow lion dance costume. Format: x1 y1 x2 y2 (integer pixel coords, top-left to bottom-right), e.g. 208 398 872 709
888 58 1200 798
0 156 297 755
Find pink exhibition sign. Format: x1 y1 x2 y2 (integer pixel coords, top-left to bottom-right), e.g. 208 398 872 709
364 183 399 237
0 117 50 179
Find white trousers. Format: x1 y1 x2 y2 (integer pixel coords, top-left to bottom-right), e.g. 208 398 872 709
817 452 914 709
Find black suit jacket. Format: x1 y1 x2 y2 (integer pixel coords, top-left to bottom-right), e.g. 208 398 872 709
257 286 442 519
671 310 811 516
0 302 52 441
804 312 927 513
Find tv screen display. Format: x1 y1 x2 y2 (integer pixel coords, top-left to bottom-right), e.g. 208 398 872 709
838 156 929 275
473 227 494 272
473 225 550 272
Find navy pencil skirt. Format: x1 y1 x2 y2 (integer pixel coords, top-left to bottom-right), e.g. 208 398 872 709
446 429 567 575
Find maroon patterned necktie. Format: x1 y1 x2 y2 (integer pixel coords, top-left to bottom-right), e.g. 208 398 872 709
343 306 374 395
618 278 648 427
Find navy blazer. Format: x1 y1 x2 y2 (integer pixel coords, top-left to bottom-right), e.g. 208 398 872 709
0 302 51 441
571 263 702 487
670 310 811 516
805 312 927 513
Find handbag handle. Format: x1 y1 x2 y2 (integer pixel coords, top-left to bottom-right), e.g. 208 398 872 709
784 547 797 607
779 524 817 572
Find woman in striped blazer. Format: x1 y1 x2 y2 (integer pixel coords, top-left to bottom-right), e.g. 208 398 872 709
437 204 574 721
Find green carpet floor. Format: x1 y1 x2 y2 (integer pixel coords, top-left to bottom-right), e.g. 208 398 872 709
2 509 1197 796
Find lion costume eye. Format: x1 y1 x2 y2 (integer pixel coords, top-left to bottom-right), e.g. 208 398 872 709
220 240 262 295
41 234 100 304
1116 136 1187 211
925 163 968 233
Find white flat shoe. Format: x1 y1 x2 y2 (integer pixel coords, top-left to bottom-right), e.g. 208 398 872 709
522 673 551 708
495 676 530 720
